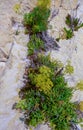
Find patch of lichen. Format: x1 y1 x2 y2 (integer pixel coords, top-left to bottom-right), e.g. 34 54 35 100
76 80 83 90
13 3 21 13
79 101 83 112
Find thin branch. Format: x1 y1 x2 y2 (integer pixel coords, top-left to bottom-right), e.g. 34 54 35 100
60 0 63 7
48 9 59 22
55 67 64 77
0 48 8 58
7 42 14 59
0 59 7 62
0 43 14 63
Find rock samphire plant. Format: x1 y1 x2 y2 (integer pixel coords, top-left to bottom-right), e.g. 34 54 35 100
16 0 78 130
17 55 77 130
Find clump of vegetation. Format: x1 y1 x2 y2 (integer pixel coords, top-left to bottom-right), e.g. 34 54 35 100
16 99 28 110
38 54 63 69
56 14 83 41
28 35 44 55
64 61 74 75
29 65 53 94
23 6 50 33
63 27 74 40
17 55 77 130
76 80 83 90
56 27 74 41
65 14 83 31
16 0 78 129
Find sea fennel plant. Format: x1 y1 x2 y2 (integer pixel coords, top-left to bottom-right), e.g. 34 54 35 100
16 0 78 129
17 55 77 130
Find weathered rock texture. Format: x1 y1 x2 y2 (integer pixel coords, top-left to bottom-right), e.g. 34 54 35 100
0 0 28 130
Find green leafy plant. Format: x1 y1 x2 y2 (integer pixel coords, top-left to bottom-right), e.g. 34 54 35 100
16 99 28 110
17 55 77 130
23 6 50 33
56 14 83 41
64 27 74 39
28 35 44 55
38 54 63 70
56 28 74 41
65 14 83 31
64 61 74 75
28 109 45 126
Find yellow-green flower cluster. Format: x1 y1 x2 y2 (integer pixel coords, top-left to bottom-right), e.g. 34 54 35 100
34 65 53 94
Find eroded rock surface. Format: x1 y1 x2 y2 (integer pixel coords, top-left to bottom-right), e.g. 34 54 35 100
0 0 28 130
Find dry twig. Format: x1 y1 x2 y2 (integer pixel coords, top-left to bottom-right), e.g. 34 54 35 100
0 43 14 63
